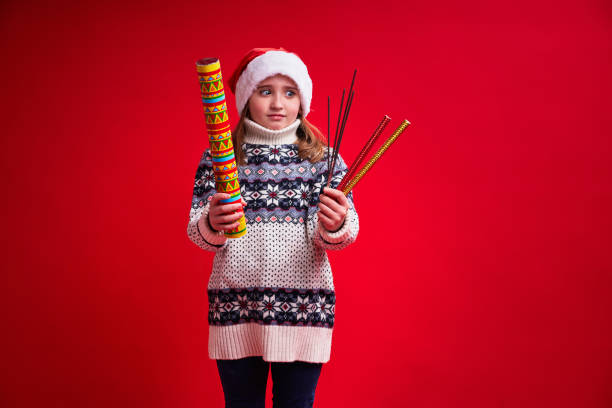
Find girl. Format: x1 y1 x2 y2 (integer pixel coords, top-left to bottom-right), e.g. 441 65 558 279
187 48 359 408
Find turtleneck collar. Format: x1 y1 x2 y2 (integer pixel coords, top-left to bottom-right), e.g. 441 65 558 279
243 117 300 145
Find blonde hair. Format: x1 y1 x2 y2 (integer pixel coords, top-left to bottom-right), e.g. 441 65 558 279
232 106 327 165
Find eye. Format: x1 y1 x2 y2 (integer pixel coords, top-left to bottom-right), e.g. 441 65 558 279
286 90 296 97
259 89 271 96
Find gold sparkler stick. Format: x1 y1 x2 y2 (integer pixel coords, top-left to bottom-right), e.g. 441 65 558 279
342 119 411 195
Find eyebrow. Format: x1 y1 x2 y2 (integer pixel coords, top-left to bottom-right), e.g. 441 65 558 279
256 84 298 91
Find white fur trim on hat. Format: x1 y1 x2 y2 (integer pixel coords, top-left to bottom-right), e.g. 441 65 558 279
235 51 313 117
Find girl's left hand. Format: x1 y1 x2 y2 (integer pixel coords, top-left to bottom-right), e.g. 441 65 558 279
318 187 349 232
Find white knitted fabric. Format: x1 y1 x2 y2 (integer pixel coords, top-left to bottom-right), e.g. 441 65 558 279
186 120 359 363
241 117 299 145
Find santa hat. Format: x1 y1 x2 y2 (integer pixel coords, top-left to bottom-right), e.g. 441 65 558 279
228 48 313 117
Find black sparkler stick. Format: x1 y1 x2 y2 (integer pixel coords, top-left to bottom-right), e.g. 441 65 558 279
327 89 345 186
327 95 331 173
327 69 357 188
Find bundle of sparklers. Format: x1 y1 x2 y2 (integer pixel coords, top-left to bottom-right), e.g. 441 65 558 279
325 70 411 195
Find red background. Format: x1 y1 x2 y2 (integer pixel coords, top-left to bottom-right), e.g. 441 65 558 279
2 0 611 407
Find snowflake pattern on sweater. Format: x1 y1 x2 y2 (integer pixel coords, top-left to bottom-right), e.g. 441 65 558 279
209 287 336 327
192 146 335 214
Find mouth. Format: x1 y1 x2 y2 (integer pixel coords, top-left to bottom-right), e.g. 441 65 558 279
267 114 286 120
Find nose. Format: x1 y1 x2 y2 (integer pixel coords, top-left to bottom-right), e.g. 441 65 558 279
270 93 282 110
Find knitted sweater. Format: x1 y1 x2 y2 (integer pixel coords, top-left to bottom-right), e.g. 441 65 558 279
186 118 359 363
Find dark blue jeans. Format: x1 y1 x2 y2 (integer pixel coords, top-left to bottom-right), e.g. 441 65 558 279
216 356 323 408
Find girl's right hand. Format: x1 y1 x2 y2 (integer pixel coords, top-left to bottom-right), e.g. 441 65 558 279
208 193 247 232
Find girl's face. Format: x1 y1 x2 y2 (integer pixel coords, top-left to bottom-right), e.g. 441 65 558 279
248 74 301 130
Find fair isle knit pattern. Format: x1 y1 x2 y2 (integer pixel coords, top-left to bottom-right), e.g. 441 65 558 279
187 118 359 363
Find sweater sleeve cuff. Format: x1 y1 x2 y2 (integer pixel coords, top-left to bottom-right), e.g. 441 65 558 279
317 210 352 244
197 203 228 246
